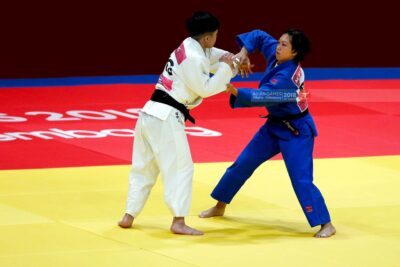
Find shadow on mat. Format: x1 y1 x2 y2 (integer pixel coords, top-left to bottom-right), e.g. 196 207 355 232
143 216 312 242
198 216 311 241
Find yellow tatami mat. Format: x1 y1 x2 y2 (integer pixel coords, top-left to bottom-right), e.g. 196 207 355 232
1 156 400 266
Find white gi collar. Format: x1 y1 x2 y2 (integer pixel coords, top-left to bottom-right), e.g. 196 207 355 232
187 37 209 57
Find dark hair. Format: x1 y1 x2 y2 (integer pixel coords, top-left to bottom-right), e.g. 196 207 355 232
284 28 311 63
186 11 219 37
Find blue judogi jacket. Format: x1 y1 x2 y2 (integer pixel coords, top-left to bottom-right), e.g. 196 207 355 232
231 30 309 118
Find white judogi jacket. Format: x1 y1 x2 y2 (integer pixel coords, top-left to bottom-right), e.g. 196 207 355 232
142 37 234 120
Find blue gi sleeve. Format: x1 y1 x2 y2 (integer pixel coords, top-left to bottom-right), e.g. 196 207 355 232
231 75 298 108
236 29 278 63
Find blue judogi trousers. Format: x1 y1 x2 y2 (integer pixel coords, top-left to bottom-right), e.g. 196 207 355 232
211 117 331 227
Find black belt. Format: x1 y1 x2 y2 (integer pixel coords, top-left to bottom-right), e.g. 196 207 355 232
150 89 195 124
266 109 309 136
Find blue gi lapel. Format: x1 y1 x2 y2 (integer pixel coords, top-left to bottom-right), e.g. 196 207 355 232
258 60 296 88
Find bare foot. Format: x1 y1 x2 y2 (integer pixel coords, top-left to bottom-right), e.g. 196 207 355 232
314 222 336 238
199 202 226 218
170 217 203 235
118 213 134 228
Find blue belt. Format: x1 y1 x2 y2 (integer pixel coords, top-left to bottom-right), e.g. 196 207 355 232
266 109 309 136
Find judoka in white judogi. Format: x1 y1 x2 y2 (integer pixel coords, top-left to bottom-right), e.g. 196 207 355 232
119 11 236 235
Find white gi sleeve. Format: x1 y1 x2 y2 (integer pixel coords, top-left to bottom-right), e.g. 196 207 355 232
209 47 237 77
181 57 233 98
209 47 228 65
210 62 238 78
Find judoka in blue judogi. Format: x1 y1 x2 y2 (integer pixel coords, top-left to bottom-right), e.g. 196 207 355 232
200 29 336 238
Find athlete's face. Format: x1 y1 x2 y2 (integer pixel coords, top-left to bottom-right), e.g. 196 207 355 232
276 33 297 64
204 30 218 48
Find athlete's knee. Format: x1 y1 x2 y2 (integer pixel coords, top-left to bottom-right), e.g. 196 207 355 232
291 178 313 190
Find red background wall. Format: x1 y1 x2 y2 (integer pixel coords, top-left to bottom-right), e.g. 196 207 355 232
1 0 398 78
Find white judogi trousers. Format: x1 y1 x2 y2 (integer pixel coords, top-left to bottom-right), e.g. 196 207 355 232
125 109 194 217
